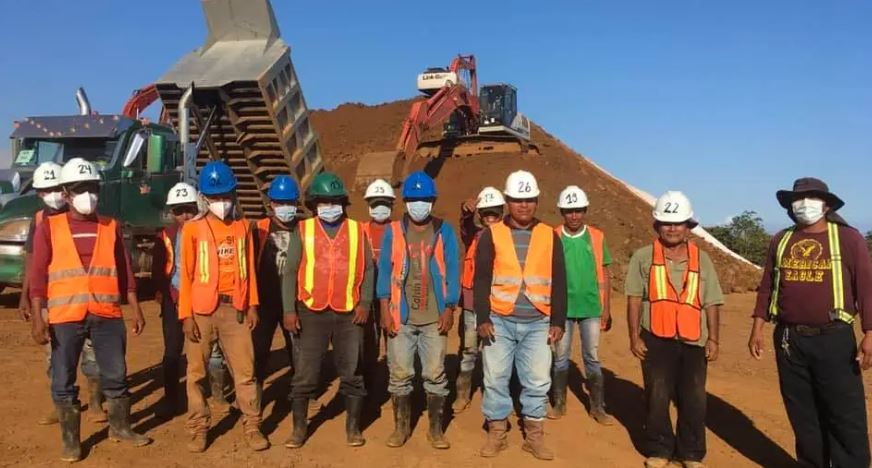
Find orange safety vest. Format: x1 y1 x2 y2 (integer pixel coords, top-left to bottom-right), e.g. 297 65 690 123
363 221 387 262
648 239 702 341
490 222 554 316
461 232 481 290
387 220 448 331
297 218 366 312
46 215 122 324
555 225 608 308
189 218 250 314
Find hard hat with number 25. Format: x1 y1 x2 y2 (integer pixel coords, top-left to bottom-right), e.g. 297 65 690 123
477 186 505 209
557 185 589 209
503 170 540 199
166 182 199 206
364 178 396 200
652 190 695 224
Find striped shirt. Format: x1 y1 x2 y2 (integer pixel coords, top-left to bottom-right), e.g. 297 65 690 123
509 228 540 321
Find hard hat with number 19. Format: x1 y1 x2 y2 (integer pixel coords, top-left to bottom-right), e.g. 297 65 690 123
60 157 101 185
166 182 198 206
364 178 396 200
33 162 63 189
477 186 505 209
652 190 695 224
557 185 589 209
503 170 540 199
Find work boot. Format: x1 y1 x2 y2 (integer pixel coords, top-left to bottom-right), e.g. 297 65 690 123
385 394 411 448
345 396 366 447
244 428 270 451
86 376 107 423
521 418 554 461
187 432 207 453
644 457 671 468
284 398 308 449
107 397 152 447
209 366 231 417
546 370 568 420
39 407 59 425
157 360 181 420
56 401 82 462
480 418 509 457
426 394 450 449
452 371 473 413
588 373 614 426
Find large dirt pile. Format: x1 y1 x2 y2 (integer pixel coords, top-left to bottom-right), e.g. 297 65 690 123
310 100 761 293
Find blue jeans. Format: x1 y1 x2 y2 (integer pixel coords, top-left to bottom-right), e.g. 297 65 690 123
387 322 448 397
553 317 602 377
50 314 128 403
459 309 480 373
43 309 99 379
482 315 552 420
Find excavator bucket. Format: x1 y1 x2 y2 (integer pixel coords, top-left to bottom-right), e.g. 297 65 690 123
155 0 322 217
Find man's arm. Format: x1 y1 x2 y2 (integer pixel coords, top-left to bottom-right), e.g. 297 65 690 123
376 226 393 300
473 228 495 327
627 296 643 340
245 225 260 308
847 228 872 331
549 232 567 330
281 229 302 315
178 223 196 320
358 235 374 308
752 234 781 321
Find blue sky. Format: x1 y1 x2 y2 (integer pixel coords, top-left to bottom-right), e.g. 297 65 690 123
1 1 870 232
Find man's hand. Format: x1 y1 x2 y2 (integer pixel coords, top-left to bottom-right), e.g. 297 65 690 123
705 339 719 362
18 296 32 321
600 311 612 332
437 307 455 333
477 322 495 340
246 307 259 330
748 330 765 360
154 290 163 306
380 310 396 337
131 308 146 336
183 317 201 343
548 326 564 344
857 332 872 371
630 334 647 360
352 305 369 325
31 317 50 345
461 198 477 217
283 313 301 334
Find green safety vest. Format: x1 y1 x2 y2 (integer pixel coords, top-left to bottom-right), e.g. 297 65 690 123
768 222 853 324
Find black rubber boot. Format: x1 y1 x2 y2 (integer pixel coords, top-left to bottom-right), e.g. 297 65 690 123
427 394 450 449
107 397 152 447
345 396 366 447
56 401 81 463
546 369 568 420
284 398 308 449
86 376 107 423
588 373 614 425
385 395 411 448
452 370 473 413
156 361 180 420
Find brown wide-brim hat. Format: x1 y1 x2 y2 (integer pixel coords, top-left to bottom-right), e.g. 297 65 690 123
776 177 844 211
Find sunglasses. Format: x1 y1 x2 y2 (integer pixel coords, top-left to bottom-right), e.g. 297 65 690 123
170 205 198 216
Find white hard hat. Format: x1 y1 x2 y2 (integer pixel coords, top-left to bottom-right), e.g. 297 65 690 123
652 190 696 224
32 162 63 189
364 178 396 200
503 170 540 199
60 157 101 185
557 185 589 209
166 182 199 206
477 186 505 209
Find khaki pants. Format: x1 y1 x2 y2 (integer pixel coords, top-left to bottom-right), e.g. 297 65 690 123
185 305 260 434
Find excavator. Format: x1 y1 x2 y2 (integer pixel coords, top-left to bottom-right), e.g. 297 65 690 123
354 54 535 188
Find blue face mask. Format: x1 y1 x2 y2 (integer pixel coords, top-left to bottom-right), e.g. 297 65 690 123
317 204 344 224
274 205 297 223
406 201 433 222
368 205 391 223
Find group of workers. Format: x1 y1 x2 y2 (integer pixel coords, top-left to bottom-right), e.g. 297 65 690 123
20 157 871 468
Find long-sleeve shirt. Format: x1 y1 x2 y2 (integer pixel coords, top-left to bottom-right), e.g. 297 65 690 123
152 223 181 301
753 223 872 330
473 219 567 329
29 212 137 301
178 216 259 320
282 217 374 314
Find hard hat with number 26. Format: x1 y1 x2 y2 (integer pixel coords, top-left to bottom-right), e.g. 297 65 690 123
652 190 695 224
557 185 589 209
503 170 540 199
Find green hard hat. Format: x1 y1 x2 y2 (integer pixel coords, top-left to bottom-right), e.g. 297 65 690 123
306 172 347 199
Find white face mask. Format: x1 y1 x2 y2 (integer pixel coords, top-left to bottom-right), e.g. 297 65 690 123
406 201 433 223
274 205 297 223
71 192 97 215
368 205 392 223
792 198 825 225
41 191 66 210
209 200 233 220
317 204 344 223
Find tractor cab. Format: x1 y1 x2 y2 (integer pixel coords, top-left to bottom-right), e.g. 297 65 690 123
478 84 530 140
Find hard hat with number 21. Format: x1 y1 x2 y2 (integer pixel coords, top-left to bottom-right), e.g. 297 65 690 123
504 170 540 199
33 162 63 189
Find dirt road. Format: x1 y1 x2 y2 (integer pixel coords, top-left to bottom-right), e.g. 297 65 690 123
1 292 869 467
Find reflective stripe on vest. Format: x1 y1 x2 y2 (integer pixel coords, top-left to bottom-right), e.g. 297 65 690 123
647 240 702 341
489 222 554 316
190 218 250 314
46 214 122 324
768 222 854 324
297 218 365 312
387 221 448 331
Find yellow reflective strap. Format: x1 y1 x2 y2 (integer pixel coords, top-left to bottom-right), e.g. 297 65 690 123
198 241 209 283
303 219 315 300
685 271 699 305
346 220 359 311
768 229 794 318
653 265 667 300
237 238 247 281
828 222 845 311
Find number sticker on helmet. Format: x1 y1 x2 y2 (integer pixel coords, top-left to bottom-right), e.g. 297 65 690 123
176 188 188 197
565 193 578 203
45 170 56 180
78 164 92 175
518 181 532 193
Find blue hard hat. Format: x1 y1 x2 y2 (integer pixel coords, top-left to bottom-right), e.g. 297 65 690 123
402 171 437 199
268 175 300 201
198 161 237 195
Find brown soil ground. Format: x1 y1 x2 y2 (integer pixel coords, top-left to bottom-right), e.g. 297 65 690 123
310 100 761 294
1 292 870 467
